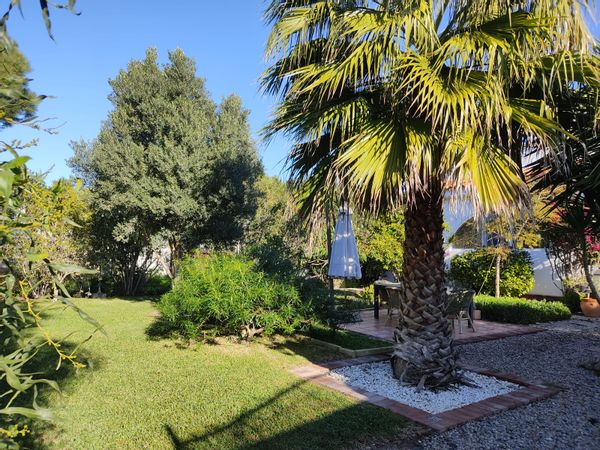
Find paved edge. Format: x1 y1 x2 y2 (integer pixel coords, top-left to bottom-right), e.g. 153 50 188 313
343 325 546 347
289 355 561 432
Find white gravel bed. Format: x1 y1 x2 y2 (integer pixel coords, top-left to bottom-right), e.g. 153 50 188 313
330 361 519 414
416 328 600 450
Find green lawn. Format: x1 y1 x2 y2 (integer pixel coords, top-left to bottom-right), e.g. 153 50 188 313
305 323 391 350
32 298 412 449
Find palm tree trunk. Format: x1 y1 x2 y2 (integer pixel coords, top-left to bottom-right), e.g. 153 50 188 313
391 181 458 389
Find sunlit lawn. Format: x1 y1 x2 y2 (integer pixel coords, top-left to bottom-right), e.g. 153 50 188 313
33 298 413 449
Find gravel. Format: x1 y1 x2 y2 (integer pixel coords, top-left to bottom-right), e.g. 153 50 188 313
415 318 600 450
330 361 519 414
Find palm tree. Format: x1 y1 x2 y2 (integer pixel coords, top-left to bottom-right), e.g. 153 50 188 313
262 0 599 388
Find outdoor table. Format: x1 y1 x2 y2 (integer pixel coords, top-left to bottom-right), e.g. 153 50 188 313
373 280 402 319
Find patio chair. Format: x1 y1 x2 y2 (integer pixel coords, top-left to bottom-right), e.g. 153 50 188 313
447 289 476 333
385 286 402 317
378 285 391 309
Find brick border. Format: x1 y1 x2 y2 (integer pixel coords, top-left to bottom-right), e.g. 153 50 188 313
290 355 561 432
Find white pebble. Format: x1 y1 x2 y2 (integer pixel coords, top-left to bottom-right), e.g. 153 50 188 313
330 361 520 414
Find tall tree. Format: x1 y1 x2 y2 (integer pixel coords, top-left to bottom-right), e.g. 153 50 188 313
263 0 599 387
69 49 262 292
0 38 39 128
202 94 263 245
246 175 292 244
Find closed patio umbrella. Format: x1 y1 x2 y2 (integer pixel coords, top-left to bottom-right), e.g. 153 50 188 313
328 206 362 279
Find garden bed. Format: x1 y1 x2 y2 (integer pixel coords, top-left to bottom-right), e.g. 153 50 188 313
290 355 561 432
330 361 519 414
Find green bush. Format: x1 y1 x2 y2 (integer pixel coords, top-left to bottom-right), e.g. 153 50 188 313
448 249 534 297
157 253 308 339
246 238 358 328
561 288 582 313
475 295 571 324
246 235 300 281
141 274 172 296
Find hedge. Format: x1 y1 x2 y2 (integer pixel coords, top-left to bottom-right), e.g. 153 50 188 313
475 295 571 324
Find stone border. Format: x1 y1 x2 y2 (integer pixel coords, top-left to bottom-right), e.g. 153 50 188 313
290 355 561 432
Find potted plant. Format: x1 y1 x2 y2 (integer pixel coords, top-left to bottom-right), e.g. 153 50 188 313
580 293 600 318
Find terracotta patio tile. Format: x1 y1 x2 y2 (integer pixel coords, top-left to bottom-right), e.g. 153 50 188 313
342 310 544 345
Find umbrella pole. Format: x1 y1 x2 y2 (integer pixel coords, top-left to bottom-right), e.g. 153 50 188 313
325 201 335 316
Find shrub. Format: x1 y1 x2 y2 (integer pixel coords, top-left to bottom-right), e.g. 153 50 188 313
475 295 571 324
141 274 172 296
561 288 582 313
246 238 358 328
448 249 534 297
157 253 308 339
245 235 300 281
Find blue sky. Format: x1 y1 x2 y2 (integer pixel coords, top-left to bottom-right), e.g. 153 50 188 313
3 1 599 182
3 1 289 180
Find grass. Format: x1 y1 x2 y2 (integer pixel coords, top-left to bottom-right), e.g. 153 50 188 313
31 298 412 449
305 323 391 350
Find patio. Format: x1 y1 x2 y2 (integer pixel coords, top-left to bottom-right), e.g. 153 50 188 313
343 309 543 345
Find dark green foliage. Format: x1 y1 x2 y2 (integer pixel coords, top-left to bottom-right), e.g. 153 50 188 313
245 176 291 244
246 238 358 329
246 235 301 280
561 288 582 313
448 249 534 297
475 295 571 324
0 38 39 128
141 275 171 297
157 253 308 339
356 212 405 283
69 49 262 293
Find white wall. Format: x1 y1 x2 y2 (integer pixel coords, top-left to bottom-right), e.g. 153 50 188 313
445 247 563 298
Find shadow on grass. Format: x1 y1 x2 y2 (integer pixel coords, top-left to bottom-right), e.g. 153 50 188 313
163 378 416 450
145 316 176 340
76 295 161 304
263 335 345 363
144 318 221 349
12 341 103 450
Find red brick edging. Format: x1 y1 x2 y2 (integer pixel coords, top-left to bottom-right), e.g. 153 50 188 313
290 355 561 431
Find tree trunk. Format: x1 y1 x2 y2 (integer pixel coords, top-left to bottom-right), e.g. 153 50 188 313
581 234 600 300
168 239 183 279
495 253 501 298
391 181 458 389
